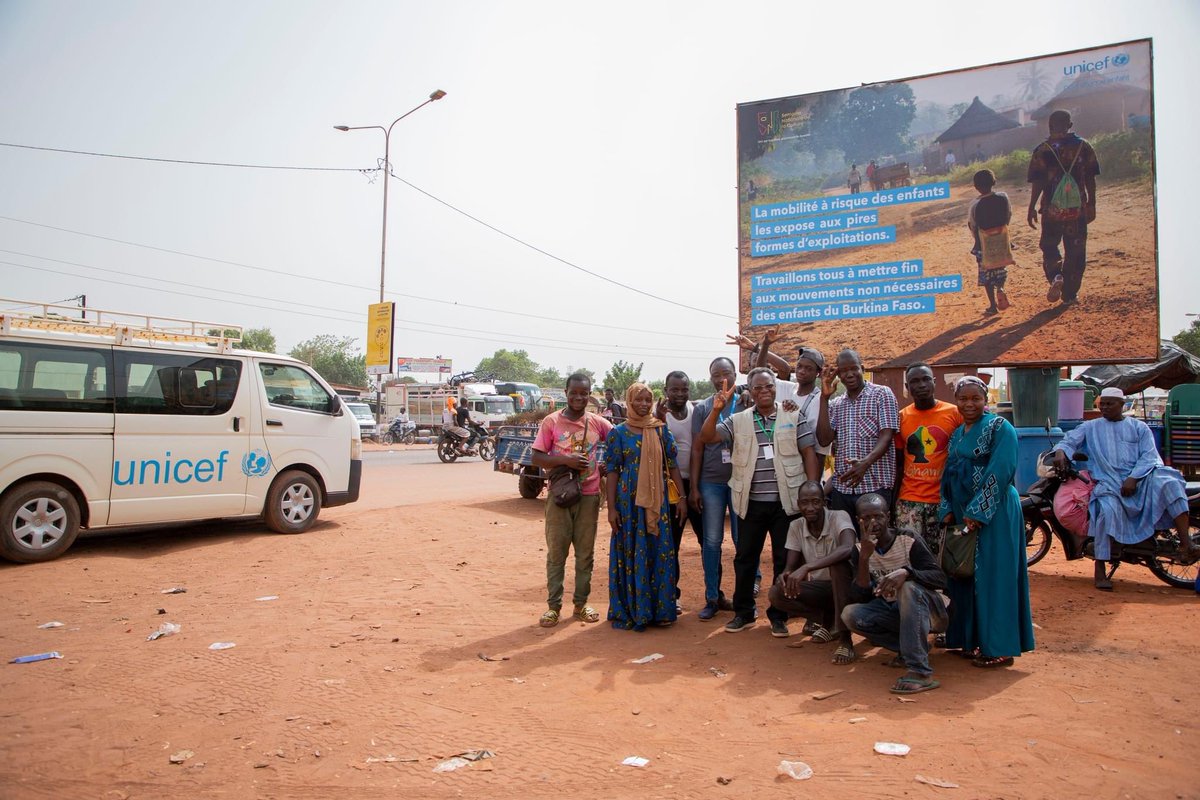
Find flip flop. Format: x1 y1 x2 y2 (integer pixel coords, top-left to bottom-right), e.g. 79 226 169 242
972 655 1014 669
831 644 857 665
810 626 835 644
890 676 940 694
539 609 560 628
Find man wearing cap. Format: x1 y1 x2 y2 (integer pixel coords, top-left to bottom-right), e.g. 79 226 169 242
1052 387 1199 590
1027 109 1101 306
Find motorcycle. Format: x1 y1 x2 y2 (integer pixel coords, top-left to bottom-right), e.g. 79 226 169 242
381 418 417 445
1021 451 1200 589
437 421 496 463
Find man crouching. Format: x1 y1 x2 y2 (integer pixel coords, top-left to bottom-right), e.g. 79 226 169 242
842 493 948 694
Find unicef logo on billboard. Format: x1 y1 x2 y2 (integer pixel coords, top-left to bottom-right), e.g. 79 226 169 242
241 450 272 478
1112 53 1130 67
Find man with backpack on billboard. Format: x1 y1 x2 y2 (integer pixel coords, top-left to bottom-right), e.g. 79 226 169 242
1026 109 1101 307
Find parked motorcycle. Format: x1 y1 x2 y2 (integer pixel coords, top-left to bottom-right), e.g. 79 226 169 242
1021 451 1200 589
381 418 417 445
437 421 496 463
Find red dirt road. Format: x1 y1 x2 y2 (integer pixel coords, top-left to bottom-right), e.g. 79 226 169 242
1 458 1197 799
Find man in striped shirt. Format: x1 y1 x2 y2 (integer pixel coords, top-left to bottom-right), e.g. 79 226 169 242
841 493 948 694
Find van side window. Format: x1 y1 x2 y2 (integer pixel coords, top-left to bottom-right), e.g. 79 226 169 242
115 352 240 415
259 364 333 413
0 342 113 412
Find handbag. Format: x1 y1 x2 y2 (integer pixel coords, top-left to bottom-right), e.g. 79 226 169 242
548 416 588 508
660 429 681 504
941 524 978 579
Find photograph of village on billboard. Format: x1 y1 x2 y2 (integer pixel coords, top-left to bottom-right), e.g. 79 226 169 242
736 39 1157 369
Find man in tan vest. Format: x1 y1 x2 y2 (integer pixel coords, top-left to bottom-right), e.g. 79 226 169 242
698 368 821 634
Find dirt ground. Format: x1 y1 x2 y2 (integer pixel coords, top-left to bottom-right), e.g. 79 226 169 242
739 179 1159 368
1 459 1197 799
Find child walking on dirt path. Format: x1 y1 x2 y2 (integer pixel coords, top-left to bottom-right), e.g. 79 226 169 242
967 169 1014 316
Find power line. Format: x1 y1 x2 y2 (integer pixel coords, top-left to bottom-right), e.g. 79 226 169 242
0 141 374 172
389 170 735 320
2 259 717 362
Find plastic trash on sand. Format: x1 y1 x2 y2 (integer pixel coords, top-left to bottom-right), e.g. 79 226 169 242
10 652 62 664
622 756 650 768
630 653 664 664
777 760 813 780
37 621 65 629
161 587 187 594
208 642 236 651
433 750 494 772
147 622 181 641
874 741 911 756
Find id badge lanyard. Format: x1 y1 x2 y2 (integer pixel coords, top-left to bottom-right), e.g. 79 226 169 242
754 408 775 461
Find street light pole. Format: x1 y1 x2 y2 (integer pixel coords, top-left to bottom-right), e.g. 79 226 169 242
335 89 447 419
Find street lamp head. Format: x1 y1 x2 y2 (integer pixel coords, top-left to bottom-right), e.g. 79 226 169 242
429 90 447 101
333 125 350 131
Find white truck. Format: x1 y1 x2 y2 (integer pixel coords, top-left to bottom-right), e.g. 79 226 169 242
385 382 514 432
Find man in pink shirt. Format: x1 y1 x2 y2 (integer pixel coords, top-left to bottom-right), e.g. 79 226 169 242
532 373 613 627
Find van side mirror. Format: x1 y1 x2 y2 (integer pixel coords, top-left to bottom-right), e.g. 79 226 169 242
329 396 343 415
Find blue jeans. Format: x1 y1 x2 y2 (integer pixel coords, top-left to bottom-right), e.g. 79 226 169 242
698 481 740 603
841 582 948 676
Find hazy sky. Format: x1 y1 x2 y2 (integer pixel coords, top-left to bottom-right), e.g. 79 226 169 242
1 1 1195 385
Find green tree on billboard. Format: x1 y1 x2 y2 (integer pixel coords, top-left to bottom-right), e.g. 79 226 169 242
835 84 916 165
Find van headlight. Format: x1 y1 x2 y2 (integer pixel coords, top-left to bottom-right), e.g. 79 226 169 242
351 438 362 460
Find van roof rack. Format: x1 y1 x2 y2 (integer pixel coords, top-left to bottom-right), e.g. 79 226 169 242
0 298 243 350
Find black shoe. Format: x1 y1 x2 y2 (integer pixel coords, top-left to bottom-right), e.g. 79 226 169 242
724 615 756 633
717 595 734 611
770 620 790 638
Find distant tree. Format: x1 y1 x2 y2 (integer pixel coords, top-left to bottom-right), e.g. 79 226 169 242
398 375 418 384
603 360 644 394
646 379 666 398
836 84 917 164
564 365 595 386
690 379 716 401
289 334 367 387
475 349 541 383
1016 61 1053 104
536 366 564 387
1173 319 1200 357
206 326 276 353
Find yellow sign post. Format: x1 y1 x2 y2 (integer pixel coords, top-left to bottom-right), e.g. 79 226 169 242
366 302 395 374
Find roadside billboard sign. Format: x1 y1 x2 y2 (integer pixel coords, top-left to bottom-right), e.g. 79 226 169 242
736 39 1157 368
395 357 452 375
366 302 395 374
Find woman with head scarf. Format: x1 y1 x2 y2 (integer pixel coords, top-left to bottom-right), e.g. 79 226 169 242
938 376 1035 668
604 383 688 630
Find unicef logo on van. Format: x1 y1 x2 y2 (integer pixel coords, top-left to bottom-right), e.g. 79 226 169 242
241 450 273 478
1112 53 1130 67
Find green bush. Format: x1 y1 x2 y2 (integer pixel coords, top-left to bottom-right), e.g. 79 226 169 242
1090 129 1153 181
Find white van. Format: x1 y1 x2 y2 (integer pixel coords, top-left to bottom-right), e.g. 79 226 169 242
0 301 362 563
344 402 378 440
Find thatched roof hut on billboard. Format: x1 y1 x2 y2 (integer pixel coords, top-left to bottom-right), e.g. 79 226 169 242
927 96 1043 173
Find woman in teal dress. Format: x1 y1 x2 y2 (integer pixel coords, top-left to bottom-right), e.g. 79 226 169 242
938 377 1035 668
604 383 688 631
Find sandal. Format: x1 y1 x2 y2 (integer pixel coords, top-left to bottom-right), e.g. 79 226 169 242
972 655 1014 669
573 605 600 623
933 634 947 648
810 626 835 644
539 609 560 628
890 676 940 695
956 647 981 659
801 620 820 636
831 644 857 665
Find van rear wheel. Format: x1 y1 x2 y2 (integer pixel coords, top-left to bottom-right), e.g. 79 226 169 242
265 470 321 534
0 481 81 563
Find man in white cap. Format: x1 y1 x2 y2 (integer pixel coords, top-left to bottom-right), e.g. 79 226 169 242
1052 387 1198 590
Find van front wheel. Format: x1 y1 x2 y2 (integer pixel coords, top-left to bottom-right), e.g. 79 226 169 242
265 470 322 534
0 481 81 563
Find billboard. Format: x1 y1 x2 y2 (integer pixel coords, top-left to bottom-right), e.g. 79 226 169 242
736 40 1157 368
395 357 452 375
365 301 395 376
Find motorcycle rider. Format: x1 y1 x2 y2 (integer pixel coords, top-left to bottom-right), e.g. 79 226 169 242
444 397 474 455
1052 386 1199 591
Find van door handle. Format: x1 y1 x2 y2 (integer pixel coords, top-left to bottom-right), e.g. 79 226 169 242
266 419 283 427
233 417 241 432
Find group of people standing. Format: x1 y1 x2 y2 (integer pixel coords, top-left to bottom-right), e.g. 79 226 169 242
529 333 1036 693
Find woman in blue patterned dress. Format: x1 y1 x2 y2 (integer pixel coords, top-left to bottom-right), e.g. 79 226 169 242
604 383 688 630
938 377 1035 668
